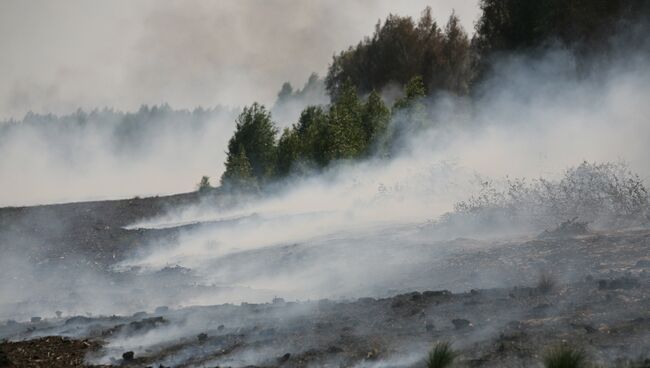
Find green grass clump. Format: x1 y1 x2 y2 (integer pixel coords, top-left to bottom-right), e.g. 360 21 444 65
543 345 587 368
425 341 458 368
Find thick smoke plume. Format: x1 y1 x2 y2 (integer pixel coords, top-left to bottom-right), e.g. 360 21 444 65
120 46 650 305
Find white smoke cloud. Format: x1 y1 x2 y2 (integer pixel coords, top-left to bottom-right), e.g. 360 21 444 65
117 46 650 307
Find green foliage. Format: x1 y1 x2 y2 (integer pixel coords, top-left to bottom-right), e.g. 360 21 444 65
425 341 458 368
275 128 302 177
270 83 392 177
473 0 649 64
325 7 471 99
387 76 429 151
361 90 390 150
543 346 587 368
197 176 211 193
324 81 366 162
296 106 330 167
214 2 649 194
393 76 426 110
223 103 278 185
220 146 258 192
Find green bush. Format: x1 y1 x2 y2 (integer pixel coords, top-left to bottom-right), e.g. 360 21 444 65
425 341 458 368
543 346 587 368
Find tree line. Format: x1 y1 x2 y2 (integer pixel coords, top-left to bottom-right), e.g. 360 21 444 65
213 0 648 192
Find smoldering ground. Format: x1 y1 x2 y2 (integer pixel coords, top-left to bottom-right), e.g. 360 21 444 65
31 46 645 365
121 44 650 296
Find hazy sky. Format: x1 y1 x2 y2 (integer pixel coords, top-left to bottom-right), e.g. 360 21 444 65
0 0 480 119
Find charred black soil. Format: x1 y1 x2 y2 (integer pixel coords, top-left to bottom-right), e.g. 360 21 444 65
1 194 649 367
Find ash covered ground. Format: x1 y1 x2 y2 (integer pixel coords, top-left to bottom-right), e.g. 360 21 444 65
0 190 649 368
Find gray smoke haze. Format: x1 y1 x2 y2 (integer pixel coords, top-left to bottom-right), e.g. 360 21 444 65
119 46 650 304
0 0 480 120
0 107 238 206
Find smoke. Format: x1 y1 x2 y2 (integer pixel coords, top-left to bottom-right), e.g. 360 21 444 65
0 0 480 120
0 106 238 206
1 5 649 367
115 43 650 309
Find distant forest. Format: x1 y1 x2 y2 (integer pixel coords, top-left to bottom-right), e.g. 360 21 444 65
0 105 237 159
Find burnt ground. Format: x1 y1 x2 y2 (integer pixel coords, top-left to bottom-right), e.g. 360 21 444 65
0 191 208 272
0 193 649 367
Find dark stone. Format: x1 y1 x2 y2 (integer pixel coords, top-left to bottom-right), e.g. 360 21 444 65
0 350 12 367
277 353 291 363
598 277 640 290
327 346 343 353
129 317 165 331
30 317 41 323
64 316 91 325
422 290 452 298
217 324 225 331
122 351 135 361
452 318 472 329
197 333 208 342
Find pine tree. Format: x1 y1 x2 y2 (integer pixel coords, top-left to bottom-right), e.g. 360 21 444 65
325 81 366 162
224 103 278 183
276 128 302 177
220 146 258 192
361 90 390 150
197 176 211 193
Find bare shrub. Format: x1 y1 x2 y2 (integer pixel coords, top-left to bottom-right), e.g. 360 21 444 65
450 161 648 231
